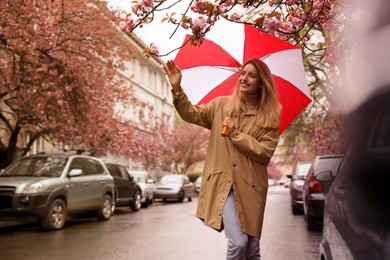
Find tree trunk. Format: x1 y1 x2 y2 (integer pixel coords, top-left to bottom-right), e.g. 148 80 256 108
0 126 20 169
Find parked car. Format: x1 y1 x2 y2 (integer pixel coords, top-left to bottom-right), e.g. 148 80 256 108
287 160 312 215
275 177 290 186
319 90 390 259
128 170 155 207
154 174 194 202
302 154 343 231
0 153 115 230
268 178 276 186
195 176 202 194
102 160 142 212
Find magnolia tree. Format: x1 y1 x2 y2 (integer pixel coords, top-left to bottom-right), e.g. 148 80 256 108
131 116 174 172
267 160 282 180
0 0 140 168
168 119 210 175
282 103 348 165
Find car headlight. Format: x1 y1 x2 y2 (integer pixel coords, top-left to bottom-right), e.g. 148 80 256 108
22 183 44 194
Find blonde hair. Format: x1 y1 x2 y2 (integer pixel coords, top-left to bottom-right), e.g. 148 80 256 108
226 58 281 128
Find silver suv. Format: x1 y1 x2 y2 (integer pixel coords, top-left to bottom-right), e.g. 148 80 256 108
0 153 115 230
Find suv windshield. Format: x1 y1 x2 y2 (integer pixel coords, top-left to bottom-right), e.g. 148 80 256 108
296 162 312 178
1 156 68 177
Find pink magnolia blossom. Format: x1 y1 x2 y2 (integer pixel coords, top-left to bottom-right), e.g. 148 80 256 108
190 1 206 14
143 42 159 59
288 14 304 28
119 18 135 33
263 17 281 34
192 17 207 30
229 13 242 21
149 43 159 55
131 5 138 14
313 0 324 10
142 0 153 8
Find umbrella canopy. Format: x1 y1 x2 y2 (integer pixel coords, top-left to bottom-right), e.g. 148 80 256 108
174 22 311 134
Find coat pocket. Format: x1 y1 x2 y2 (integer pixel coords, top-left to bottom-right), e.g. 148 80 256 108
205 166 225 181
237 165 267 198
201 167 226 196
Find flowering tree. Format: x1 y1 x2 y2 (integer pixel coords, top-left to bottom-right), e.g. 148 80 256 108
130 116 174 171
267 160 282 179
0 0 137 168
282 103 348 164
312 110 348 155
169 119 210 175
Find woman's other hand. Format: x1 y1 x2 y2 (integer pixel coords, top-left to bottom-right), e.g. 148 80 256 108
222 117 236 134
165 60 182 93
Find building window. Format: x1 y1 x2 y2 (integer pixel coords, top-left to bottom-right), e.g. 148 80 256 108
139 109 144 121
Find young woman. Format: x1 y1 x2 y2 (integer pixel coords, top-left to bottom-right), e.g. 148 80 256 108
165 58 281 260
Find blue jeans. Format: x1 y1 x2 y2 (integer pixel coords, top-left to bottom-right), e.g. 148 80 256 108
223 189 261 260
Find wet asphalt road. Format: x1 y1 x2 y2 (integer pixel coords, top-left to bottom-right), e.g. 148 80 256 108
0 185 321 260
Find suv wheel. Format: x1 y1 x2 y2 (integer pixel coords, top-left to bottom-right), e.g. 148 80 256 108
41 198 67 231
141 193 149 208
178 190 185 203
292 204 301 215
111 200 116 214
306 214 317 231
97 194 112 220
112 190 118 213
149 194 154 204
130 190 141 212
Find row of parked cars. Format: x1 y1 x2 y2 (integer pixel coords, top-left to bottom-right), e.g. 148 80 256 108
0 153 195 231
288 154 343 231
288 122 389 260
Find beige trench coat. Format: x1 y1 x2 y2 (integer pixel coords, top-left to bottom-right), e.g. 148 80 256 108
173 91 279 237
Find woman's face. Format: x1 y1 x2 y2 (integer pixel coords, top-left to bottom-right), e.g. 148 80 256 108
239 63 261 96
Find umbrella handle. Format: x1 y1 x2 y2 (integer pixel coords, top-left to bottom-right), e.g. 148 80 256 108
221 125 229 137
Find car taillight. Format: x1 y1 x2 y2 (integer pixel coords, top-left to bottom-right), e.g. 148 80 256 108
308 176 322 192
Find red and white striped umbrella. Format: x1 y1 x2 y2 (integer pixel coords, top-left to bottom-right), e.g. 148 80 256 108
174 22 311 134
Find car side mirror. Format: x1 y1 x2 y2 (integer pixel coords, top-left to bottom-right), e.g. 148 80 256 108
315 170 335 196
286 174 293 179
69 169 83 177
315 171 332 182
